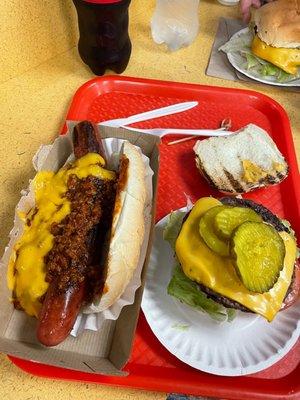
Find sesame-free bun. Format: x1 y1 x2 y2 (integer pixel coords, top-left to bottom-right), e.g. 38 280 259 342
253 0 300 49
95 141 146 312
193 124 288 194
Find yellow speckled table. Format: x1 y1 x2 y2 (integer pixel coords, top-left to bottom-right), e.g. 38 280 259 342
0 0 299 399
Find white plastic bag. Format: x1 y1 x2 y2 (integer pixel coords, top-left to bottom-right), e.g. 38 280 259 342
151 0 200 51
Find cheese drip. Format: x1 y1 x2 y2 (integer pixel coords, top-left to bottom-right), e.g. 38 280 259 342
7 153 116 317
252 35 300 75
175 197 297 322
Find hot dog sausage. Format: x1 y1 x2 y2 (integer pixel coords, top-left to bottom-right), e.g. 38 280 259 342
73 120 105 159
36 121 115 346
37 281 85 346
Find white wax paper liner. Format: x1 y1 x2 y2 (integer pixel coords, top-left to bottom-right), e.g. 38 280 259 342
1 126 153 337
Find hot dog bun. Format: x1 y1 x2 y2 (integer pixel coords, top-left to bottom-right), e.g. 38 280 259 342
94 141 147 312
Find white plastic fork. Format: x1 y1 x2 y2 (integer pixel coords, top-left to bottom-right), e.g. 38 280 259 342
121 126 233 138
99 101 198 128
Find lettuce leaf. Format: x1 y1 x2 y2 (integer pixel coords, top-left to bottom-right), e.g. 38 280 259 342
168 264 236 322
163 210 186 250
164 210 236 322
245 53 259 69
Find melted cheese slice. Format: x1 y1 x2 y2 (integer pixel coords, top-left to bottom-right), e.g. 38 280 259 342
7 153 116 317
175 197 297 321
252 35 300 75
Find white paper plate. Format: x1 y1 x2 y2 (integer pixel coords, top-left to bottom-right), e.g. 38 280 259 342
226 28 300 87
141 212 300 376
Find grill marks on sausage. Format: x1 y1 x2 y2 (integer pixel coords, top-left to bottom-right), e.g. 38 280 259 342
45 174 116 301
73 121 104 159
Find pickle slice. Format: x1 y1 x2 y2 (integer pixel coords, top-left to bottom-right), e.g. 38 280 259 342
199 206 230 257
231 222 285 293
215 207 262 239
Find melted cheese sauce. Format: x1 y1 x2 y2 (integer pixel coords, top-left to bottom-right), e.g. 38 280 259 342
7 153 116 317
175 197 297 321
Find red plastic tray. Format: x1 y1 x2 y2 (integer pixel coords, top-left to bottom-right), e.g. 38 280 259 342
9 76 300 400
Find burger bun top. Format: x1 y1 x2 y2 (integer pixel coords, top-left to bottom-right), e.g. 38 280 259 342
253 0 300 48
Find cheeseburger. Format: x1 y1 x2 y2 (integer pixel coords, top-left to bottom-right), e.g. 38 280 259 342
251 0 300 76
165 197 299 322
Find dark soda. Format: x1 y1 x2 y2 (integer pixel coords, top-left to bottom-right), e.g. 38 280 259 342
72 0 132 75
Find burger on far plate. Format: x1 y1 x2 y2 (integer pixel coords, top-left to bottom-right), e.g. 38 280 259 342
164 196 300 322
251 0 300 75
220 0 300 83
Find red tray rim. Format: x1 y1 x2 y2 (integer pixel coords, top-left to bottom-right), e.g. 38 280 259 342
7 75 300 400
7 353 300 400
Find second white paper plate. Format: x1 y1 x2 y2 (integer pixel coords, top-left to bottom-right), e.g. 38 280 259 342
141 212 300 376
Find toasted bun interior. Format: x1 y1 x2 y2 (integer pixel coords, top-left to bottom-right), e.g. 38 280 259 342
96 141 147 312
193 124 288 194
253 0 300 48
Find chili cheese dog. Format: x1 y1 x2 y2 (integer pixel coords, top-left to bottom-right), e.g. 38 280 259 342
7 121 147 346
